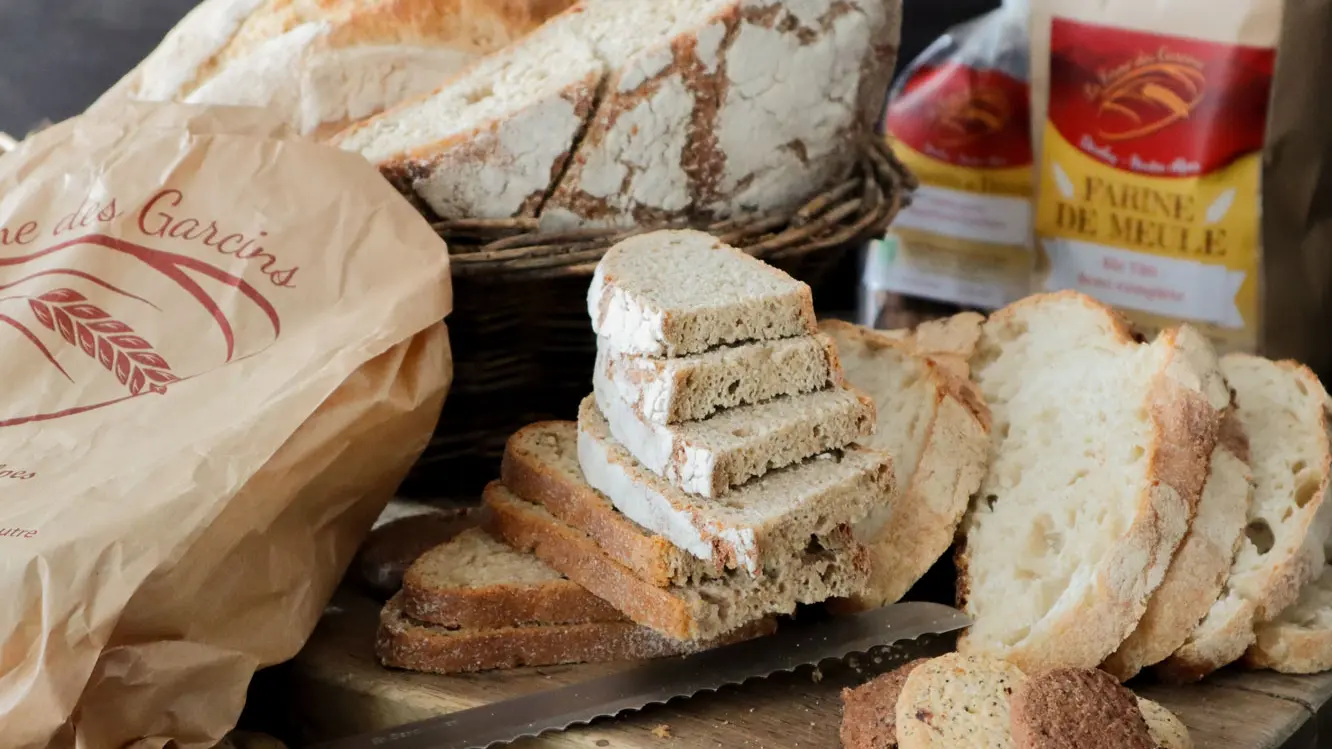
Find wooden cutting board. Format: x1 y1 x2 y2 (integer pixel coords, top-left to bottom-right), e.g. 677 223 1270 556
278 590 1332 748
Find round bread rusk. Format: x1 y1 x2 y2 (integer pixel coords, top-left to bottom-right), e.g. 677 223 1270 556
895 653 1026 749
1009 668 1154 749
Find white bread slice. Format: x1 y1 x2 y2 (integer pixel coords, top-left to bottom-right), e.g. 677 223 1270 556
1245 563 1332 673
594 334 842 425
1136 697 1192 749
592 378 874 498
589 230 817 357
956 292 1228 673
1102 405 1253 680
820 319 990 609
894 653 1025 749
576 397 892 574
1159 355 1332 682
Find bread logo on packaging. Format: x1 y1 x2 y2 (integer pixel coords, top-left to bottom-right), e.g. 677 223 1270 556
1088 54 1206 141
1 189 285 429
934 85 1012 147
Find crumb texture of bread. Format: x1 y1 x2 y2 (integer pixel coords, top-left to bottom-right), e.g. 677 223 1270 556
1161 354 1332 681
957 293 1227 673
485 482 869 640
596 334 841 425
1135 697 1193 749
588 231 817 358
895 653 1025 749
577 396 890 574
1009 668 1154 749
821 319 989 608
839 659 929 749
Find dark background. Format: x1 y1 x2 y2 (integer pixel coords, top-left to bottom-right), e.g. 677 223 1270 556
0 0 999 136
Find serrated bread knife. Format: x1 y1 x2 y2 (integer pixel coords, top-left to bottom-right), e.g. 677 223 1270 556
313 601 970 749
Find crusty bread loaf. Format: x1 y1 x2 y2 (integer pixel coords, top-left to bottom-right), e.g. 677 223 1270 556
578 397 891 574
336 0 901 225
1135 697 1192 749
595 334 841 425
502 421 722 586
1009 668 1154 749
485 482 869 640
1159 355 1332 682
895 653 1025 749
588 230 817 357
1103 405 1253 680
401 527 625 628
96 0 572 138
957 292 1229 673
592 384 874 498
839 659 929 749
377 592 773 674
821 319 989 609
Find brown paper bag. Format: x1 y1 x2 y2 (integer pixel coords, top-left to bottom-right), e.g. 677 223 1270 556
1028 0 1332 374
0 102 453 748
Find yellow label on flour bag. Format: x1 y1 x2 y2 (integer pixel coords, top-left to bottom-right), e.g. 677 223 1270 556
1035 18 1275 350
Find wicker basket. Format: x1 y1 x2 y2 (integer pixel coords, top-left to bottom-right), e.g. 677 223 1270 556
397 136 916 498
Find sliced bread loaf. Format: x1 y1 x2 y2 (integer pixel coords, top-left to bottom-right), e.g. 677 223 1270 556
578 397 891 574
401 527 625 628
485 482 870 640
895 652 1025 749
590 383 874 498
377 592 774 674
1245 564 1332 673
957 292 1229 673
1136 698 1192 749
1102 405 1253 680
588 230 817 357
1159 355 1332 681
595 334 841 425
821 319 990 609
501 420 723 586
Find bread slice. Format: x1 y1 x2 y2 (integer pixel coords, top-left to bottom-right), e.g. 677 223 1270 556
1159 355 1332 682
578 398 891 574
957 292 1229 673
1136 697 1192 749
895 653 1025 749
377 592 774 674
590 383 875 498
502 421 724 587
485 482 870 640
356 506 478 598
821 319 990 609
401 527 625 628
1102 405 1253 680
1245 563 1332 673
588 230 817 357
839 659 929 749
1009 668 1154 749
595 334 842 425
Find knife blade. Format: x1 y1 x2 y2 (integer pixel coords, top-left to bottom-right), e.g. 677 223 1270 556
313 601 969 749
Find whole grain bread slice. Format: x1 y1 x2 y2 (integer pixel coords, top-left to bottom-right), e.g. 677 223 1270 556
502 421 725 586
839 659 930 749
588 230 817 357
484 482 870 640
1159 355 1332 682
1009 668 1154 749
957 292 1229 673
1103 404 1254 680
591 382 875 498
595 334 842 425
578 397 892 574
895 653 1025 749
356 506 479 599
377 593 774 675
401 527 625 628
820 319 990 609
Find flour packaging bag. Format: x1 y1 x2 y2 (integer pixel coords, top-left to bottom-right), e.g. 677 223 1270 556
1030 0 1332 373
0 103 453 747
860 0 1034 330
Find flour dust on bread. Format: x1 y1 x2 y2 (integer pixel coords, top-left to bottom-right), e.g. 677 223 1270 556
821 319 990 609
94 0 572 138
1159 355 1332 682
336 0 902 225
956 292 1229 673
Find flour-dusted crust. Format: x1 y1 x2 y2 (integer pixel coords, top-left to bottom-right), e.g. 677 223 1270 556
1009 668 1154 749
957 293 1228 674
895 653 1025 749
839 659 929 749
377 592 773 674
820 320 989 610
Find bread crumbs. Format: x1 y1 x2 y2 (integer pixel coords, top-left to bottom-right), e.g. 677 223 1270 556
651 724 672 739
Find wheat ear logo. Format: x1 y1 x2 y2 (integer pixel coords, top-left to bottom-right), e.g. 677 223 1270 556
1089 53 1205 141
934 85 1011 147
1 233 280 428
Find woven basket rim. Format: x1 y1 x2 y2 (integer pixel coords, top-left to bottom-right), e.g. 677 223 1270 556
433 136 917 281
